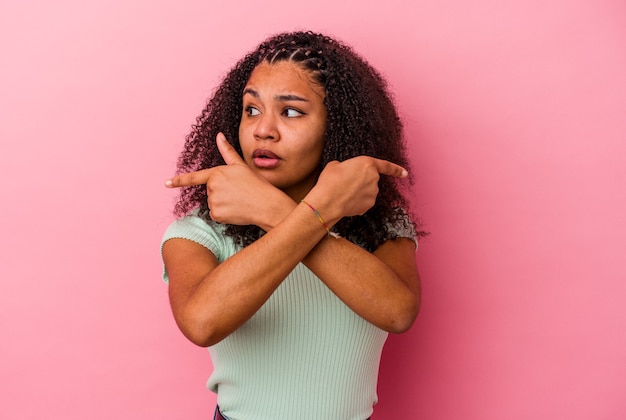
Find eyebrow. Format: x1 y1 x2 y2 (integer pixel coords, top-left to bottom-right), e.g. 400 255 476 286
243 88 309 102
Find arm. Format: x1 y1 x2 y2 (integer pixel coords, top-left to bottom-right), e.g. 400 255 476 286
163 202 330 347
298 157 421 333
164 134 420 346
302 235 420 333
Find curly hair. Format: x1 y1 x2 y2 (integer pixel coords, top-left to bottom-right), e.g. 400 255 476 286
173 31 425 251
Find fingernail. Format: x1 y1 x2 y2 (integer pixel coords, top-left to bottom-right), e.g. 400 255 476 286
165 179 173 187
401 169 408 178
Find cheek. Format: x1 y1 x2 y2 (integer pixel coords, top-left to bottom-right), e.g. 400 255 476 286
238 121 246 140
301 137 324 166
238 125 253 150
312 128 326 156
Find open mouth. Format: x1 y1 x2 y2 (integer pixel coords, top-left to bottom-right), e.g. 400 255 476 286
252 149 281 168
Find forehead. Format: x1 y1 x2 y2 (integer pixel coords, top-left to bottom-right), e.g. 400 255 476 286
245 61 325 98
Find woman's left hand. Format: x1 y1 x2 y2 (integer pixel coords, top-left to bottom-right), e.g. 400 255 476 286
305 156 408 224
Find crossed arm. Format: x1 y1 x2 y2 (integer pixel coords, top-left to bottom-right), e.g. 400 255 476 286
162 133 420 347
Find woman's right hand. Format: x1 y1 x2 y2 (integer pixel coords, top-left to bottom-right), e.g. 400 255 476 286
165 133 294 230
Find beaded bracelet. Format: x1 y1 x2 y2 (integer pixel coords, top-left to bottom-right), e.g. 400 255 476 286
300 200 341 239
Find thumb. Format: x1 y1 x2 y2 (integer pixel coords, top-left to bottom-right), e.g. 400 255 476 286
217 132 245 165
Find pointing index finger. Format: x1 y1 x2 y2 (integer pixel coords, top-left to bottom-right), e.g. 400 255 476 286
373 158 409 178
165 169 212 188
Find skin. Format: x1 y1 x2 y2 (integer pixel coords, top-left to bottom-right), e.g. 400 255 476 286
163 61 421 347
239 61 327 202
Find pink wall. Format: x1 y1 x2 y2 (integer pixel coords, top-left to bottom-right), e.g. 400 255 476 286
1 0 625 418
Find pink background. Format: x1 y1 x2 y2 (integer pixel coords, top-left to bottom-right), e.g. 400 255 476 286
2 0 625 418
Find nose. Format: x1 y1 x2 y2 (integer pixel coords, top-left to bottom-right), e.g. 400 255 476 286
253 112 279 141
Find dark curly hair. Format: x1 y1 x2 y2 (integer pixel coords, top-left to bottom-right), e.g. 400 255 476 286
173 31 425 251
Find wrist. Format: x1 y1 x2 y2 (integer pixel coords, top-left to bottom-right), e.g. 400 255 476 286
300 199 342 239
301 188 341 230
259 194 297 231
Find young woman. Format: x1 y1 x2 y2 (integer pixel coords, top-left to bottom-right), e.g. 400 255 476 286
162 31 425 420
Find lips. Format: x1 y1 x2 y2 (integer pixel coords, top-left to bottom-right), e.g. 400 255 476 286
252 149 281 169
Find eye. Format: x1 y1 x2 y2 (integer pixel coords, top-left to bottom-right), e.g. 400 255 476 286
283 108 304 118
244 105 261 116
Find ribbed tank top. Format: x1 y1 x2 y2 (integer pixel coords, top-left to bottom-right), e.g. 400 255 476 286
161 213 392 420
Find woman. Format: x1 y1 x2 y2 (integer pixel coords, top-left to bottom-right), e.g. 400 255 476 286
162 31 424 420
